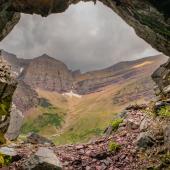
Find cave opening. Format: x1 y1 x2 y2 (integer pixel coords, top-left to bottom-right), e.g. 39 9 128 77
0 0 169 146
0 1 159 72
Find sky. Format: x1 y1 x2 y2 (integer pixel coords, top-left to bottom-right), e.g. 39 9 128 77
0 1 159 72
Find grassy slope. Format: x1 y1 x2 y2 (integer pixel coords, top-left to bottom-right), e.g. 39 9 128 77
20 55 167 145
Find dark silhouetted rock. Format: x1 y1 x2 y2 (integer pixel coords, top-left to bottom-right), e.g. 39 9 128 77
26 133 54 145
136 132 155 149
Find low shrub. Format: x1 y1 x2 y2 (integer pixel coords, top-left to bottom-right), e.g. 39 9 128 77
111 118 123 131
108 141 121 152
0 153 12 167
158 105 170 117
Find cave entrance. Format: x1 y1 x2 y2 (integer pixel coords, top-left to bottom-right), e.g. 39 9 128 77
0 1 159 72
0 1 167 145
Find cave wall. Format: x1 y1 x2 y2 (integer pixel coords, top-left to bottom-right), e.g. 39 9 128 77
0 0 20 41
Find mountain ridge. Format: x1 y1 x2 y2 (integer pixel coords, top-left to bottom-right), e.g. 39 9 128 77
0 49 168 144
0 49 167 114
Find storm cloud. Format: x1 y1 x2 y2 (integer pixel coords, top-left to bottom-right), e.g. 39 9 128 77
0 1 159 72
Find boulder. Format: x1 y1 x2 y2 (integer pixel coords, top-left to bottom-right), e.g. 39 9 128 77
0 147 17 156
126 119 139 130
136 132 155 149
140 117 151 132
5 104 24 141
0 146 21 163
26 132 54 145
152 59 170 99
21 147 62 170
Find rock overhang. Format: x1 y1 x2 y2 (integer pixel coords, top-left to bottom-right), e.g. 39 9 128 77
0 0 169 57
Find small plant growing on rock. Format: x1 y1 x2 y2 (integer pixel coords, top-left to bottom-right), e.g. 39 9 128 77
158 105 170 117
0 153 12 167
160 151 170 165
108 141 121 152
111 118 123 131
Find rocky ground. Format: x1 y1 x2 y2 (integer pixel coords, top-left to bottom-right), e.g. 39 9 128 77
1 102 170 170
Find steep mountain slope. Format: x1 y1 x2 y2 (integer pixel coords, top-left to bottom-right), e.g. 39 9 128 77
22 54 73 92
73 56 167 94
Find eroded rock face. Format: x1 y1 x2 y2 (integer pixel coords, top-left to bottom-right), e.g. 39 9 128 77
0 0 169 57
0 0 20 41
152 59 170 99
0 54 17 144
22 54 73 92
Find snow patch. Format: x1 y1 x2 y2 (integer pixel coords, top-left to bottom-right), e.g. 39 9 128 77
20 67 24 73
63 91 82 98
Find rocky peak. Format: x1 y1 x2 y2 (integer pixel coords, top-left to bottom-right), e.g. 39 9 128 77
22 54 73 92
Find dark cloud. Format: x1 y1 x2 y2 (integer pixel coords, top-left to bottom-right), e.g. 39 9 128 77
0 1 159 72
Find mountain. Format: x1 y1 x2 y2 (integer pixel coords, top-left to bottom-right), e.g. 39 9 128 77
21 54 73 92
0 50 168 144
73 56 166 94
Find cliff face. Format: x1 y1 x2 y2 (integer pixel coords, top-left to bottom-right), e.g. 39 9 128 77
0 50 39 113
73 55 167 94
0 52 17 143
22 54 73 92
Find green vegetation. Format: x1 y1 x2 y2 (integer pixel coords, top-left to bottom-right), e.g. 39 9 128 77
0 96 12 144
0 133 6 144
157 105 170 117
111 118 123 131
21 106 64 134
0 153 12 167
0 96 12 116
161 151 170 164
54 128 103 145
108 141 121 152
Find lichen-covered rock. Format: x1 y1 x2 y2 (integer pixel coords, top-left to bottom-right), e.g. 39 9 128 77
0 55 17 144
0 1 20 41
152 59 170 98
136 132 155 149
